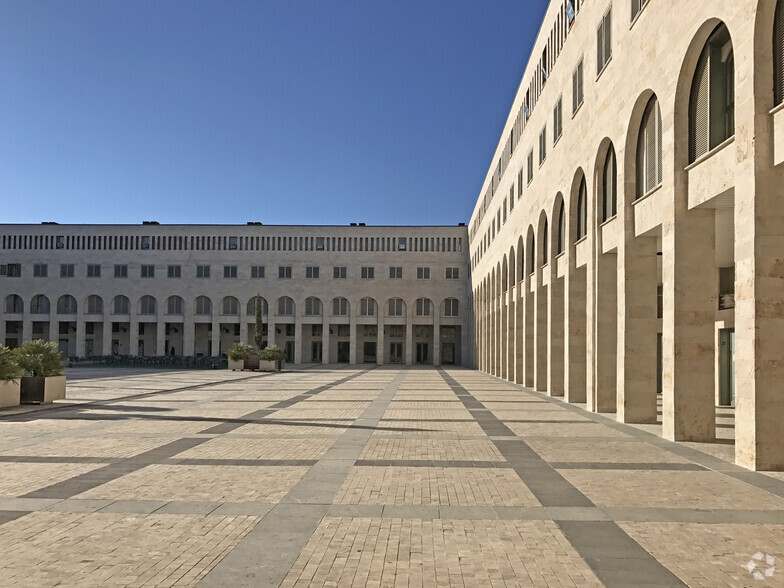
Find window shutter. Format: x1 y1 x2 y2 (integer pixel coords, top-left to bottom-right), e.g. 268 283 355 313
572 67 578 112
597 25 604 75
604 11 612 65
775 0 784 106
690 48 710 161
631 0 641 21
578 62 584 105
644 103 657 193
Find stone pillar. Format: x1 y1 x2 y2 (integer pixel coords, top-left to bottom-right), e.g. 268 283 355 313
294 320 303 364
349 315 357 365
267 316 276 348
514 286 525 384
103 319 113 357
239 317 248 347
535 275 548 393
661 207 716 442
594 252 618 412
0 314 6 347
156 317 166 357
322 317 329 364
211 317 220 357
377 321 385 366
564 263 587 403
523 277 535 387
433 312 441 367
75 311 85 357
129 310 139 357
617 235 659 423
48 315 58 347
500 295 507 379
183 317 195 356
405 319 413 365
22 315 32 347
548 267 565 397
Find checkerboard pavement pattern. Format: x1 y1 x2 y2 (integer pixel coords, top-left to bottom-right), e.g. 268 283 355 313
0 365 783 587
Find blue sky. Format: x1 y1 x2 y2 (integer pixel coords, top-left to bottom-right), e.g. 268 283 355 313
0 1 548 226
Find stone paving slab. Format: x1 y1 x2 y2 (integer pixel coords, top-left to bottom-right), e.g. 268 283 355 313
0 365 783 587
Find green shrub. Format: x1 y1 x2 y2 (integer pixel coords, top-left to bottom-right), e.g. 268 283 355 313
0 345 21 381
259 345 286 362
13 340 65 378
227 342 255 362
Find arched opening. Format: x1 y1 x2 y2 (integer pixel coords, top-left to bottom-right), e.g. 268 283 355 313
166 296 184 315
689 23 734 162
86 295 103 315
305 297 322 316
4 295 22 314
636 95 662 199
195 296 212 316
557 201 566 254
577 178 588 239
57 295 77 314
246 297 268 316
31 295 50 314
277 297 294 316
139 296 157 315
221 296 240 316
602 144 617 221
112 296 130 315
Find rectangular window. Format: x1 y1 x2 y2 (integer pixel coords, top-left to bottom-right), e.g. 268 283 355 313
597 7 612 75
55 235 65 249
444 298 459 317
572 58 584 114
416 267 431 280
278 266 292 279
306 266 319 278
361 266 374 279
141 236 150 249
517 170 523 199
196 265 210 278
416 298 431 316
566 0 575 23
631 0 649 22
553 96 563 142
446 267 460 280
389 266 402 279
251 265 265 278
87 264 101 278
388 298 403 316
167 265 181 278
33 263 47 277
223 265 237 278
397 237 407 251
141 264 154 278
527 150 534 183
60 263 75 278
228 236 238 250
333 266 347 279
114 264 128 278
539 126 547 164
333 298 348 316
315 237 325 250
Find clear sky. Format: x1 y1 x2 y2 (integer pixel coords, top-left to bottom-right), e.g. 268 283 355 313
0 1 548 226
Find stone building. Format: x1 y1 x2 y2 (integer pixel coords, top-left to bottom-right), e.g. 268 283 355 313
0 223 471 366
468 0 784 470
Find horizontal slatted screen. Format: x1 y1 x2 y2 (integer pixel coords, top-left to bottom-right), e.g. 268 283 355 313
690 49 710 162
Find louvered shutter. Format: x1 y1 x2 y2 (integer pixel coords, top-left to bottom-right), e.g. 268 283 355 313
690 49 710 162
645 102 657 193
776 1 784 106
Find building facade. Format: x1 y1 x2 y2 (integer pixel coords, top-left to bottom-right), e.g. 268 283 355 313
468 0 784 470
0 223 471 367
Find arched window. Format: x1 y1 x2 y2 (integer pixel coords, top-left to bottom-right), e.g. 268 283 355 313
603 145 617 221
529 237 536 275
247 297 268 316
31 295 50 314
541 219 548 265
557 201 566 254
360 297 376 316
167 296 184 315
139 296 157 315
443 298 459 317
277 297 294 316
86 295 103 315
4 295 23 314
112 295 130 315
305 297 322 316
388 298 404 317
415 298 432 316
636 95 662 198
776 0 784 106
332 297 349 316
690 24 734 162
577 178 588 239
57 295 77 314
195 296 212 315
222 296 240 315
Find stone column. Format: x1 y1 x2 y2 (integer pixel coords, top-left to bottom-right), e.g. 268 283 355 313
0 313 6 347
156 316 166 356
183 314 195 356
594 252 618 412
514 286 525 384
129 310 139 356
75 310 85 357
211 317 220 357
548 265 565 397
377 321 385 366
433 312 441 367
239 315 248 347
22 314 32 347
267 316 276 348
535 272 548 393
294 320 303 364
103 318 113 357
500 295 507 379
321 316 329 364
48 314 58 347
405 319 413 365
564 261 587 403
349 315 357 365
523 276 535 387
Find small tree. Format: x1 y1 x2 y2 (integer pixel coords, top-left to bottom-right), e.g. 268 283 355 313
0 345 21 381
227 342 254 362
259 345 286 362
254 294 265 352
14 340 65 378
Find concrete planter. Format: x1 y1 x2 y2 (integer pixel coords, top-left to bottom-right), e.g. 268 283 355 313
259 360 283 372
228 358 244 371
20 375 66 405
0 380 21 408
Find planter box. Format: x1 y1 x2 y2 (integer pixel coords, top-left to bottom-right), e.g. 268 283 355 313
244 354 260 370
0 380 21 408
228 358 244 371
259 360 283 372
20 375 66 405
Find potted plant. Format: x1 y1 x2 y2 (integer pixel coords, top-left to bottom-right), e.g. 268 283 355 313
14 340 66 404
0 345 21 408
259 345 285 372
227 342 255 371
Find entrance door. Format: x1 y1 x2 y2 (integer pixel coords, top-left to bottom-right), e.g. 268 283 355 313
285 341 295 363
441 343 455 365
390 342 402 363
59 339 69 356
719 328 735 406
416 343 429 364
337 341 350 363
363 341 376 363
311 341 323 363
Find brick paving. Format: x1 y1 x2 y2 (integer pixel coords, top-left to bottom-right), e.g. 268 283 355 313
0 365 783 587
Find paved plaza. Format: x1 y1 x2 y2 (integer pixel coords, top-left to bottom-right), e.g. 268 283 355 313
0 367 783 587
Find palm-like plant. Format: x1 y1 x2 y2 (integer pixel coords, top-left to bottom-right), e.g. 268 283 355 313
0 345 21 381
227 342 255 362
13 340 65 378
259 345 286 362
